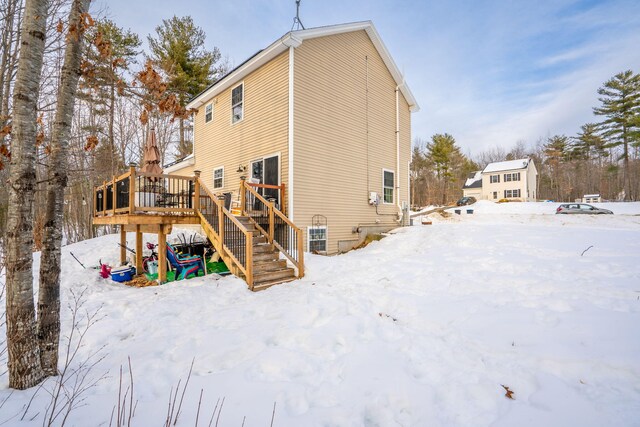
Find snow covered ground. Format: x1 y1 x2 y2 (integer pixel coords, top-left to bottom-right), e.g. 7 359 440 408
1 202 640 426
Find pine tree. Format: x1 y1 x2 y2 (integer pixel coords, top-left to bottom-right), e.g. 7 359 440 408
593 70 640 200
426 133 464 204
147 16 224 158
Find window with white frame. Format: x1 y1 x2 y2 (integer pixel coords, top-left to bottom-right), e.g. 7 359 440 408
383 169 394 204
504 189 521 198
308 226 327 253
205 103 213 123
231 83 243 123
504 172 520 182
213 167 223 189
490 175 500 183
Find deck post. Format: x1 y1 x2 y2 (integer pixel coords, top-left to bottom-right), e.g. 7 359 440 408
280 184 286 215
111 175 116 215
268 200 275 243
246 232 253 289
129 165 136 214
240 178 246 215
193 170 201 212
297 229 304 278
158 225 167 283
102 181 107 216
120 227 127 265
135 225 143 274
217 198 224 244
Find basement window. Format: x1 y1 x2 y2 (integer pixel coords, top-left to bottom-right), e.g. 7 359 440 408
308 226 327 253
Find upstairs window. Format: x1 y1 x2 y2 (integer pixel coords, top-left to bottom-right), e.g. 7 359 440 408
504 172 520 182
490 175 500 183
383 169 395 204
231 83 243 123
205 103 213 123
213 167 223 189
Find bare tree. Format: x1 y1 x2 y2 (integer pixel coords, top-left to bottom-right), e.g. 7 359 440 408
37 0 91 377
5 0 48 390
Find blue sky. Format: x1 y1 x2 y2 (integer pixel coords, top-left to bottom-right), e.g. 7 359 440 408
96 0 640 154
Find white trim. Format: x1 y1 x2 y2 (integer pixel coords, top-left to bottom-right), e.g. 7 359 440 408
382 168 395 204
163 154 195 174
186 21 418 112
307 225 328 253
231 82 244 124
287 46 295 221
212 166 224 189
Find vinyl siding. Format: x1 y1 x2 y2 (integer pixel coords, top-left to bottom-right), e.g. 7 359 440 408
174 51 290 199
293 30 411 254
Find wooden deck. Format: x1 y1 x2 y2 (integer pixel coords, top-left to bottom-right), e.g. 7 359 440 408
92 169 304 290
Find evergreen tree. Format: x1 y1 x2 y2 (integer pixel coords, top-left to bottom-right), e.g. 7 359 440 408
544 135 569 200
426 133 464 204
593 70 640 200
147 16 225 158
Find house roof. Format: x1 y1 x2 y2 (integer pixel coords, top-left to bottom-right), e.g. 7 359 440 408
186 21 419 112
483 158 531 174
463 171 482 189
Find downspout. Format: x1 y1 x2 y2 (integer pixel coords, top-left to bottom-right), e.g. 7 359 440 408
395 85 402 221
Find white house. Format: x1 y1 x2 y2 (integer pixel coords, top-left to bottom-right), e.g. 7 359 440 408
463 158 538 202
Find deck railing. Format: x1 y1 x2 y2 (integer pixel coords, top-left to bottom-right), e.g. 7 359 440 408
196 178 254 287
241 180 304 278
93 166 198 217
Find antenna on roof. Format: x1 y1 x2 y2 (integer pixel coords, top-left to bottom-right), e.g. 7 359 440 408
291 0 305 31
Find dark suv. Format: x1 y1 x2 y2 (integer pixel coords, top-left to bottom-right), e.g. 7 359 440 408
456 196 477 206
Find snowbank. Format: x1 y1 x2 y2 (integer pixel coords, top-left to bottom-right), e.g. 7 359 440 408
1 211 639 426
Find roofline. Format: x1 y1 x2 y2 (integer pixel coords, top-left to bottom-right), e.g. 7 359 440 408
186 21 419 112
482 158 532 174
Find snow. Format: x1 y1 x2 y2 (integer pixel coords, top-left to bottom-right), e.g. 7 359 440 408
463 171 482 188
2 202 640 426
483 158 530 173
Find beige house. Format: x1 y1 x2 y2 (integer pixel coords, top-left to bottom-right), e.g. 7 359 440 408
166 21 418 254
463 158 538 202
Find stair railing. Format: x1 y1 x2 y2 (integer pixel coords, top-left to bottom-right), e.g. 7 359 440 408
241 180 304 278
196 178 254 287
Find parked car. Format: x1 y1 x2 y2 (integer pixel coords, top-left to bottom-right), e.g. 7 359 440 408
555 203 613 215
456 196 476 206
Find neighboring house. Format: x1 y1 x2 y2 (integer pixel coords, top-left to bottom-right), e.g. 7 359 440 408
462 158 538 202
166 21 418 254
462 171 482 199
583 194 601 203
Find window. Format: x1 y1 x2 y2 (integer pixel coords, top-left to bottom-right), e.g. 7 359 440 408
504 172 520 182
205 103 213 123
490 175 500 183
383 169 394 204
308 226 327 253
493 192 497 199
213 167 223 189
504 189 521 198
231 83 243 123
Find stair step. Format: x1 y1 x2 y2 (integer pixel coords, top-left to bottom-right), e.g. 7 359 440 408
253 236 267 244
252 243 274 253
252 274 297 291
253 251 279 262
253 268 296 285
253 259 287 273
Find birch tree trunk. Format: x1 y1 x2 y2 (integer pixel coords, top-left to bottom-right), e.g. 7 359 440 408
5 0 48 390
37 0 91 376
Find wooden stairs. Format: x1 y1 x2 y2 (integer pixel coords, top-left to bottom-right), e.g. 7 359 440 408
235 216 297 291
195 178 304 291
